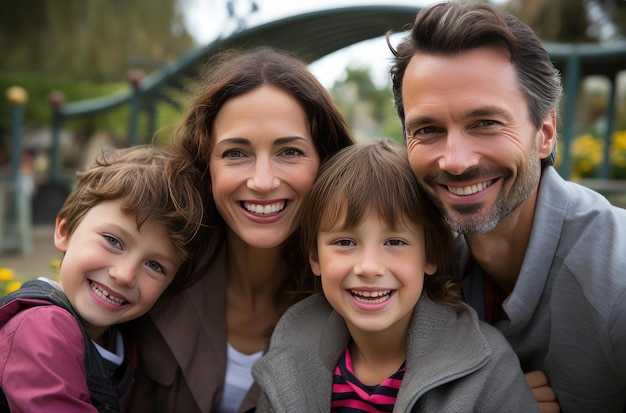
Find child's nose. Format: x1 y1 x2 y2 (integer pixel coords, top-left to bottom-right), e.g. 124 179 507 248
108 263 137 288
353 250 385 278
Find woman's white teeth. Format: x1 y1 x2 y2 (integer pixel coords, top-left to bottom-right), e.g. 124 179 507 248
90 281 124 306
351 290 391 304
243 201 285 215
447 180 493 196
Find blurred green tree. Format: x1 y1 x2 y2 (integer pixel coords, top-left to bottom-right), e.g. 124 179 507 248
0 0 194 82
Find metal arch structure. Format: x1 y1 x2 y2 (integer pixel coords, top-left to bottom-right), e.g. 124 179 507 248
48 4 626 182
145 4 421 90
57 5 421 118
49 4 422 183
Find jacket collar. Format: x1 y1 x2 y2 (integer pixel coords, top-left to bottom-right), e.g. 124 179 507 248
150 250 228 412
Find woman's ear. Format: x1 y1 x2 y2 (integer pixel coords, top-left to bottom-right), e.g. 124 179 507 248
54 217 70 253
309 251 322 276
425 262 437 276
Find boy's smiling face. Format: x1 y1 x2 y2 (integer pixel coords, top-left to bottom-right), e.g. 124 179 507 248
54 199 181 343
310 208 436 340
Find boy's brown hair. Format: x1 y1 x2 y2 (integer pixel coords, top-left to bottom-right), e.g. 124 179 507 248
57 145 205 290
300 139 465 311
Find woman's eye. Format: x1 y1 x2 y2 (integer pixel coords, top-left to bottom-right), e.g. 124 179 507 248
104 235 122 249
224 149 246 158
145 260 165 274
280 148 303 157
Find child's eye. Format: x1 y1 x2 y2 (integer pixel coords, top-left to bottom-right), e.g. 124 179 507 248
334 239 355 247
104 235 122 249
145 260 165 274
385 239 407 246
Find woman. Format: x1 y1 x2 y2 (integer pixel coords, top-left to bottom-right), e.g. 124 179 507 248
128 47 355 413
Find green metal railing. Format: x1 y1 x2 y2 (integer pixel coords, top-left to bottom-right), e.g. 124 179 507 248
3 6 626 254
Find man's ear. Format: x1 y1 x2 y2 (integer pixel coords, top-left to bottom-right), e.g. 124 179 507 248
309 250 321 276
537 108 557 159
54 217 70 253
425 262 437 276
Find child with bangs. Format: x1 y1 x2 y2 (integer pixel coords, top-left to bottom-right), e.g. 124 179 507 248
252 139 538 412
0 145 206 412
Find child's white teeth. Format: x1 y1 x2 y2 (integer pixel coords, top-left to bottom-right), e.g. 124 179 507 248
351 290 392 304
243 201 285 215
351 289 392 305
352 289 391 298
90 281 124 306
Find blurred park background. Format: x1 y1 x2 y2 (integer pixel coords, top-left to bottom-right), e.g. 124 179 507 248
1 0 626 292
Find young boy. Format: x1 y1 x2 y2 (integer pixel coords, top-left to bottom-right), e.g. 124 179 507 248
252 139 539 412
0 145 205 412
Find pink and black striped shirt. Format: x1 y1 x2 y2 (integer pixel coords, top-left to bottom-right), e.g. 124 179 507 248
331 348 406 413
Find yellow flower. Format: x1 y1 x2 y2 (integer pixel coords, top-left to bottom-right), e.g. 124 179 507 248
50 259 61 278
4 281 22 295
0 268 15 282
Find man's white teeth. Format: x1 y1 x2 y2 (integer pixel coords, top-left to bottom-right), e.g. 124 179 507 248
243 201 285 215
351 290 392 304
90 281 124 306
447 180 493 196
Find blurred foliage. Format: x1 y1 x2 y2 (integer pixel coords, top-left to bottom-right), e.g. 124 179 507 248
0 267 22 297
0 0 194 82
330 67 403 144
1 0 625 179
505 0 626 42
0 0 194 160
0 259 62 298
557 130 626 179
0 72 186 154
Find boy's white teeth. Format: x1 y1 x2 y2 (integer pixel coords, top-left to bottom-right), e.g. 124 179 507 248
90 281 125 306
351 289 392 304
243 201 285 215
447 180 493 196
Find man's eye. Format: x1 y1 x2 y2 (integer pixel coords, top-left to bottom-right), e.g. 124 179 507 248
475 120 499 127
407 126 442 141
417 126 439 134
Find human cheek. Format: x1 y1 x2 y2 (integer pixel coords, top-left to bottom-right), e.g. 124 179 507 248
294 160 320 194
136 278 170 313
407 147 431 181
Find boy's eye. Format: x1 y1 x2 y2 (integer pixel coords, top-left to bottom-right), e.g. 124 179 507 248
334 239 355 247
145 260 165 274
104 235 122 249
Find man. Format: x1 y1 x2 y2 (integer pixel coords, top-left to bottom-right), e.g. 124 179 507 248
389 2 626 413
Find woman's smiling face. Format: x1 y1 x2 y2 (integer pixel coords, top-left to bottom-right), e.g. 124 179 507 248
209 85 320 248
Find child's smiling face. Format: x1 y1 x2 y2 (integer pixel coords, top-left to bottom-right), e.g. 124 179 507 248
310 208 437 339
54 199 181 343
